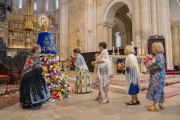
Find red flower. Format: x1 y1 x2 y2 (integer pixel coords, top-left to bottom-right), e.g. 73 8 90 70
28 60 31 64
68 84 70 87
63 82 65 85
47 75 51 78
46 58 49 61
74 61 75 63
61 87 63 89
47 68 49 71
71 57 73 60
121 63 124 66
42 58 45 62
67 90 69 92
51 69 53 72
45 60 47 63
56 71 59 74
43 64 45 66
72 89 73 92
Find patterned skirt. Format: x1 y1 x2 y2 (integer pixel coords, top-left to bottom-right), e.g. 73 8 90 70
75 68 92 93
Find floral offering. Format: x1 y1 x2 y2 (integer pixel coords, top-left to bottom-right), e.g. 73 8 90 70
40 55 73 100
69 57 76 63
142 54 155 67
117 62 125 69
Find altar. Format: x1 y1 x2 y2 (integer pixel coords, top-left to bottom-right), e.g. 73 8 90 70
109 55 146 77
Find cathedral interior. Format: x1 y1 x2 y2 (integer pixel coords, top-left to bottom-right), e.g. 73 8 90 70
0 0 180 120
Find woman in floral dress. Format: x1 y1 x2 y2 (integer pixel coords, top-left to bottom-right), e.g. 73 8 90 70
146 42 166 111
20 44 51 109
73 48 92 93
91 42 111 104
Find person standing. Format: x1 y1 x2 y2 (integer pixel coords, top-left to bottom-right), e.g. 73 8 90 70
91 42 111 104
73 48 92 93
121 45 140 105
20 44 51 109
146 42 166 111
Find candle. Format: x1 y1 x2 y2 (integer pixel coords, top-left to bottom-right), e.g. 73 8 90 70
142 49 144 55
113 46 114 53
117 47 119 53
139 49 141 55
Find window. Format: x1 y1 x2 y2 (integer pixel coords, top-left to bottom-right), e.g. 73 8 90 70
56 0 59 9
46 0 48 11
115 32 121 47
19 0 22 9
34 2 37 11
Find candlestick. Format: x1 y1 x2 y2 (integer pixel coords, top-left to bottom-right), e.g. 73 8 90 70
139 49 141 56
142 49 145 55
117 47 120 55
113 46 114 53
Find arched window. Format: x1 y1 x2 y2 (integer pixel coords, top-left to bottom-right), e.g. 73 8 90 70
46 0 48 11
56 0 59 9
115 32 121 47
19 0 22 9
34 2 37 11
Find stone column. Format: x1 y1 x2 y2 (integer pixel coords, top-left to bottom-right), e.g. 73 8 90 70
172 26 180 65
166 0 173 68
108 26 113 50
93 0 97 51
133 0 141 49
151 0 157 35
140 0 149 54
87 0 94 52
60 0 69 59
103 24 109 49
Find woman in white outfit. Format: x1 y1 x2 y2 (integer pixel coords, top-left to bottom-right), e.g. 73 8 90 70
121 45 140 105
91 42 111 104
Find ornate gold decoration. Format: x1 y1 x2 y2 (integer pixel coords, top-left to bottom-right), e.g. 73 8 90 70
48 15 54 25
38 14 49 27
42 21 47 32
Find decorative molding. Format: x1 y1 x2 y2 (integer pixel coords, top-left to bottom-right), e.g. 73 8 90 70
97 22 116 28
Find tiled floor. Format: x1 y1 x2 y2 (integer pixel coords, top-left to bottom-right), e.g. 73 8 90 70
0 72 180 120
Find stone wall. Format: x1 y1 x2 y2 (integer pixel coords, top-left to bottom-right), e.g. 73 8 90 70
68 0 85 56
169 0 180 21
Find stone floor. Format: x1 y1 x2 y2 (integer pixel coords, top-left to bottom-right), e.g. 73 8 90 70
0 72 180 120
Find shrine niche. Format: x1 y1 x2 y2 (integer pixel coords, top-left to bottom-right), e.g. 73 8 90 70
73 28 82 48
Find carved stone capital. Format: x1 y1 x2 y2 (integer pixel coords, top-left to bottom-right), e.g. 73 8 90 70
127 12 133 21
171 20 180 28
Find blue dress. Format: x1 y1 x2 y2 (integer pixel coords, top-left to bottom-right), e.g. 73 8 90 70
146 53 166 103
123 60 139 95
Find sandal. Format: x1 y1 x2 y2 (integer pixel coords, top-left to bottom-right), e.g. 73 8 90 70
159 104 165 110
126 101 137 105
148 105 159 111
101 98 109 104
94 96 102 101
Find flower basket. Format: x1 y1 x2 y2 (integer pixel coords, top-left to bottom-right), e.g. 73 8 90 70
117 62 125 70
142 54 155 67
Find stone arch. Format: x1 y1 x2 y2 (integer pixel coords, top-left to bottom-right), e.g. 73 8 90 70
103 0 133 23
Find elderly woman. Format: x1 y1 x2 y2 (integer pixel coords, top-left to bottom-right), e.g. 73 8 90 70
91 42 111 104
121 45 140 105
146 42 166 111
20 44 51 109
73 48 92 93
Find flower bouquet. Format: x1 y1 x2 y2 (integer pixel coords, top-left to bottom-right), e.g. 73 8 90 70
40 55 73 100
117 62 125 70
68 57 76 70
142 54 155 67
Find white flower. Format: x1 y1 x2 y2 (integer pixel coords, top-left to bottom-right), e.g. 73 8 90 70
61 89 64 91
65 85 67 87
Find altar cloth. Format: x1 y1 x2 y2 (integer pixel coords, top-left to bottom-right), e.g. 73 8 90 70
37 32 57 54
